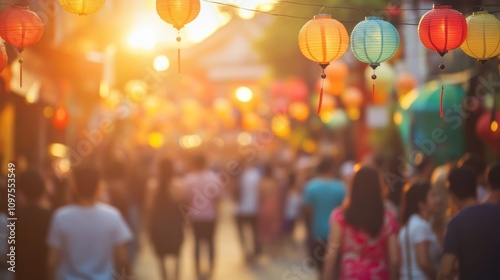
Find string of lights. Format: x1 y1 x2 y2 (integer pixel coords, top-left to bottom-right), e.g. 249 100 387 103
202 0 499 25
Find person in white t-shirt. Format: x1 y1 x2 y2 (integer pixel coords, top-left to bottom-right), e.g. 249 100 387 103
47 167 133 280
399 181 441 280
236 163 261 261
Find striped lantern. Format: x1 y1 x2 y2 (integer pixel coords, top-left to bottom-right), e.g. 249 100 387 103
460 11 500 63
298 14 349 114
351 16 400 104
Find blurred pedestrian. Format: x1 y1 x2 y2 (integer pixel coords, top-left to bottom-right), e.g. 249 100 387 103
257 164 281 255
438 167 500 280
149 159 185 280
303 157 345 278
458 153 488 201
484 163 500 205
399 182 441 280
281 184 302 246
47 167 132 279
17 170 52 280
183 154 222 279
236 162 261 261
323 166 399 280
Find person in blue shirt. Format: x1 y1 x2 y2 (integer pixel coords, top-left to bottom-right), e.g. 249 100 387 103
303 157 345 278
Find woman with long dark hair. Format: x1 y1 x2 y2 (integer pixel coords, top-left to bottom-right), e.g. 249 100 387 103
323 166 399 280
399 182 440 280
149 159 185 280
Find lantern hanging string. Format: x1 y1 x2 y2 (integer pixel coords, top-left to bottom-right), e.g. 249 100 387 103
18 49 23 88
177 31 181 74
492 93 497 129
438 52 446 118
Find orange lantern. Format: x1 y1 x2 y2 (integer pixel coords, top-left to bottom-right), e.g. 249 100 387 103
342 87 364 108
288 102 310 122
0 40 7 73
298 14 349 114
156 0 200 73
324 61 349 81
0 5 44 87
396 72 417 98
58 0 105 15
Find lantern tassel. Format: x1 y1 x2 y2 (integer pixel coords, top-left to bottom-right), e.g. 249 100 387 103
440 85 444 118
318 79 324 115
491 94 497 125
372 83 375 106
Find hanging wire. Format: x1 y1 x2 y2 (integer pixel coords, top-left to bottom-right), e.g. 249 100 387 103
202 0 421 25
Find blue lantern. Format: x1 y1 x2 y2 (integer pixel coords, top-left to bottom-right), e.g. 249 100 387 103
351 17 400 104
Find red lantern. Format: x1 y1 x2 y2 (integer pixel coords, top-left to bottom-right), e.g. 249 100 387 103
53 108 69 130
285 77 308 102
0 5 44 87
418 5 466 118
0 40 7 73
418 5 467 64
476 112 500 151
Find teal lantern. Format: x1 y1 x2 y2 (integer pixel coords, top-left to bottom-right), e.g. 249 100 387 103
351 17 400 104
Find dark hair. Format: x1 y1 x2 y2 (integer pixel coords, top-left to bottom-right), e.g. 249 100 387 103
19 170 45 202
400 182 431 226
488 164 500 190
447 167 477 200
73 167 100 199
344 166 385 238
317 157 335 174
458 153 486 179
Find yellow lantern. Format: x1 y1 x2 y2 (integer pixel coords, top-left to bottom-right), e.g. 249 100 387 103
298 14 349 114
460 11 500 63
156 0 200 72
58 0 105 15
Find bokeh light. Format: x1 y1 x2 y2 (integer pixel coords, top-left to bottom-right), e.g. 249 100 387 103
235 86 253 103
491 121 499 132
153 55 170 72
237 132 252 146
148 132 165 149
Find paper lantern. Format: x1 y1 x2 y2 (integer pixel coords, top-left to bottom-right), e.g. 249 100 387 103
418 5 467 68
351 17 399 105
418 5 466 117
476 112 500 151
324 61 349 81
0 40 7 73
0 5 44 87
156 0 200 73
460 11 500 63
285 77 308 101
288 102 309 121
58 0 105 15
342 87 364 108
298 14 349 114
396 72 417 98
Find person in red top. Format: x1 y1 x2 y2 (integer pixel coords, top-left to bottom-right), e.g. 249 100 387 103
323 166 399 280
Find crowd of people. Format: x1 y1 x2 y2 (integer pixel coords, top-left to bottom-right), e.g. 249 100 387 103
1 148 500 280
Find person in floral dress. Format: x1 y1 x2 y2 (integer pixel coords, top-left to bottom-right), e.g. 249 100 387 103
323 166 399 280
